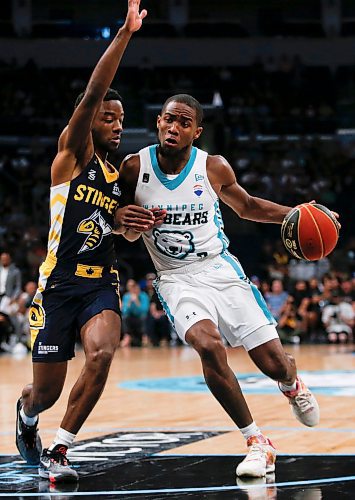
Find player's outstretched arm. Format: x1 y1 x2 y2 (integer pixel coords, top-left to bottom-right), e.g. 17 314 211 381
53 1 147 183
207 155 291 223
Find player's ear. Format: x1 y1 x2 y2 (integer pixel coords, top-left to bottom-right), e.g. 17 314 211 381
157 115 161 129
193 126 203 141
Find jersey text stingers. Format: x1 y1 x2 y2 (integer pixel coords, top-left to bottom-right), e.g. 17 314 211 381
45 154 121 269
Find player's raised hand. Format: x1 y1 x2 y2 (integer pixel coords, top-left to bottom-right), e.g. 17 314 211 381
123 0 147 34
308 200 341 228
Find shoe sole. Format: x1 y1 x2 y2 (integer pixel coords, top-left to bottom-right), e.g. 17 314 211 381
236 460 276 478
39 468 79 483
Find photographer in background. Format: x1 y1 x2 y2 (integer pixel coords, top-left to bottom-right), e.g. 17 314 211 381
277 296 304 345
321 290 354 344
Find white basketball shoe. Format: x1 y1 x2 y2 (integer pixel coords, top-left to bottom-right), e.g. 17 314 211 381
236 435 276 478
279 376 320 427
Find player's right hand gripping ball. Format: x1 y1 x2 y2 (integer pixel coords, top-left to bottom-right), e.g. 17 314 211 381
281 203 340 261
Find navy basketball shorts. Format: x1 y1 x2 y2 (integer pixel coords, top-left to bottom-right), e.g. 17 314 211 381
29 274 121 363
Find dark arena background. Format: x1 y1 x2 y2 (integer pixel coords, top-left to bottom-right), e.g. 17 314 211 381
1 0 355 498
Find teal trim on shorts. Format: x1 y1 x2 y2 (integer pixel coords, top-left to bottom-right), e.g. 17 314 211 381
250 283 276 324
221 251 275 324
220 250 245 278
153 280 175 328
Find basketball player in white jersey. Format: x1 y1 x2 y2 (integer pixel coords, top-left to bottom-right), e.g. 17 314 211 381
115 94 320 478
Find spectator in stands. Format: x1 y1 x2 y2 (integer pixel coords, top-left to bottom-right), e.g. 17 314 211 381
321 273 340 305
277 295 303 344
146 290 172 347
263 240 290 281
340 278 355 307
121 279 150 347
304 278 324 342
0 310 14 352
292 280 308 309
142 272 156 299
321 290 354 344
16 280 37 349
264 279 289 321
0 252 21 305
0 252 22 347
260 280 270 297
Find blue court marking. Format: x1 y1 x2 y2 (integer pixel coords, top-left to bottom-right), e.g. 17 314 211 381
2 475 355 496
118 369 355 396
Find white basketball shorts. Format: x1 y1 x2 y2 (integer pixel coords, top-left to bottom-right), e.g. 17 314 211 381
154 252 278 351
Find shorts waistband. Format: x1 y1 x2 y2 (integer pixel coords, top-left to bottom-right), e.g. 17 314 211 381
41 253 118 276
157 255 221 276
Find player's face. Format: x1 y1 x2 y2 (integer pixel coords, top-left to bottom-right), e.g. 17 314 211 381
157 102 202 156
92 100 124 153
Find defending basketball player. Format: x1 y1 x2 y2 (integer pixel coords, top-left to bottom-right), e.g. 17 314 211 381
115 94 341 478
15 0 151 483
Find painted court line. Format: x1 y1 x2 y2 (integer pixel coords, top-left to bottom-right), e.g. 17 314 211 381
2 476 355 497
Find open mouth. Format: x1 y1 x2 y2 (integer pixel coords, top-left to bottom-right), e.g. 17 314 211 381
165 137 178 146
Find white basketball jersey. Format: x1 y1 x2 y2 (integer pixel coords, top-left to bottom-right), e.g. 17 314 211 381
135 145 230 272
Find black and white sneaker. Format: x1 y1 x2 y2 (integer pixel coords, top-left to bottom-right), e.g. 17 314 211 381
39 445 79 482
15 398 42 465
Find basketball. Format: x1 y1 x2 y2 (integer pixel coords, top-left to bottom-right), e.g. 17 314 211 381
281 203 339 261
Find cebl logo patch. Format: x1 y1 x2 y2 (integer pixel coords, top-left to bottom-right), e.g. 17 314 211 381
193 184 203 197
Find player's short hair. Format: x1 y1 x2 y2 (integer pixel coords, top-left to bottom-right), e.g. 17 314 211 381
74 88 123 108
161 94 204 125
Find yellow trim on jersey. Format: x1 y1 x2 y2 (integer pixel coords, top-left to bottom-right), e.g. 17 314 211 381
37 252 57 293
48 229 61 245
95 154 119 183
48 182 70 258
50 192 68 208
40 252 57 278
75 263 103 278
50 214 64 226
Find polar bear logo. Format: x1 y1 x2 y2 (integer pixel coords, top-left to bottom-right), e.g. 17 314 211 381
152 229 195 259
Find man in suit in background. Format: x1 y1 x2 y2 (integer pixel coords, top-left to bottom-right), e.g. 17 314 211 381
0 252 22 348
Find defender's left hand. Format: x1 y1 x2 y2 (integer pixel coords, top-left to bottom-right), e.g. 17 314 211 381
123 0 147 34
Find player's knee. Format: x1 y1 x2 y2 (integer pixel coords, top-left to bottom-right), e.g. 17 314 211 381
188 328 224 361
86 348 114 379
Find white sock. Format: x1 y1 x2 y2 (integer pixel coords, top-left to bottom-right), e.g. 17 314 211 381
20 407 38 426
239 422 261 440
279 380 298 392
48 427 76 450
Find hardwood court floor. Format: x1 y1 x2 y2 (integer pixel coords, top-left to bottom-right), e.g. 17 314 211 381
2 343 355 457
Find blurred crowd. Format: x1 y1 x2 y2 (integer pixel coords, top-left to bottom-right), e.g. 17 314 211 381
1 55 355 134
1 241 354 355
0 59 354 353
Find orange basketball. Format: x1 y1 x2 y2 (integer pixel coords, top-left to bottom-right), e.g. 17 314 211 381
281 203 340 261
